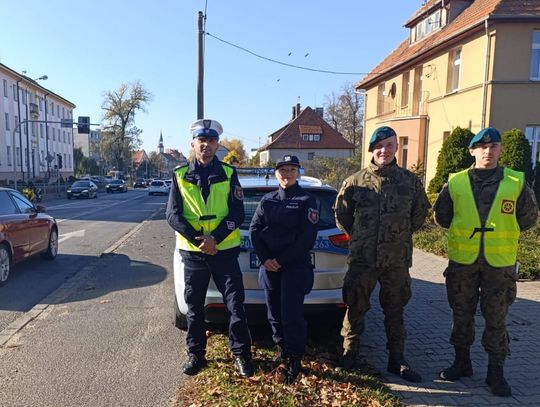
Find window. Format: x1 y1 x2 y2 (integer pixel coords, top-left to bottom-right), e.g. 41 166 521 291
412 67 423 115
313 134 320 141
400 137 409 169
302 133 321 142
7 146 11 166
14 115 18 132
443 131 451 142
530 31 540 80
525 126 540 167
447 48 462 92
4 113 9 130
401 71 410 107
2 79 7 97
22 90 27 105
52 128 56 141
0 192 18 215
50 102 54 116
308 152 315 160
13 84 17 101
11 193 35 214
377 83 386 115
40 124 44 138
16 147 20 166
57 105 60 117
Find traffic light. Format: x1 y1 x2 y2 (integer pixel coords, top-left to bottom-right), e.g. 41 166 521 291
57 154 63 169
77 116 90 134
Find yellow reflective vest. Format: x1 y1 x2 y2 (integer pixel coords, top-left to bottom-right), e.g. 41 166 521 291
175 164 240 252
447 168 524 267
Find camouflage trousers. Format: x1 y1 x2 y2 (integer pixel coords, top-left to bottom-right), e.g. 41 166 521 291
444 261 517 360
341 264 412 353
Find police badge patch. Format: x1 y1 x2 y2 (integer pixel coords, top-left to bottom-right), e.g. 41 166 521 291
308 208 319 224
226 221 236 230
234 186 244 200
501 199 515 215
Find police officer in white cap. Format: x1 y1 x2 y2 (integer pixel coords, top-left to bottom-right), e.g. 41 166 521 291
166 119 254 377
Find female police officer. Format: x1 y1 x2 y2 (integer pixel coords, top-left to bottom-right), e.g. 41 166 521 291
249 155 319 384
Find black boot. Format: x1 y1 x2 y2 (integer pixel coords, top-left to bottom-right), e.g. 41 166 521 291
339 350 358 371
439 347 473 381
183 353 207 376
283 356 302 384
486 362 512 397
234 355 255 378
387 352 422 383
272 344 285 363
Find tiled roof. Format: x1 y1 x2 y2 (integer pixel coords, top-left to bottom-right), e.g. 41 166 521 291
260 106 355 150
358 0 540 89
132 150 146 165
404 0 447 26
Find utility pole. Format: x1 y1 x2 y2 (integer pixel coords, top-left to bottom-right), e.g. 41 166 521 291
197 11 204 119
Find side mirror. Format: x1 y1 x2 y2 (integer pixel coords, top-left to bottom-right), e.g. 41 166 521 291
35 204 46 213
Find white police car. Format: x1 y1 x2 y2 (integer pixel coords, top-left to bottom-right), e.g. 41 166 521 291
173 171 348 330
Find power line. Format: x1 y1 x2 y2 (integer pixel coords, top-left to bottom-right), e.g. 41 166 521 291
205 32 374 76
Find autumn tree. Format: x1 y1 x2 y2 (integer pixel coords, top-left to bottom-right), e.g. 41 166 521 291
101 82 152 171
220 138 247 164
324 82 364 148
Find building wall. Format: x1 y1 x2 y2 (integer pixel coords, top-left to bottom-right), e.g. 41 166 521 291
0 64 75 183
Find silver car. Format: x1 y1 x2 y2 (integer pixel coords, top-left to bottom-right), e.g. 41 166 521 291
173 173 348 329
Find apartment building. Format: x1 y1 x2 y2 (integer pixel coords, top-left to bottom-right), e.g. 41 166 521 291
0 62 76 183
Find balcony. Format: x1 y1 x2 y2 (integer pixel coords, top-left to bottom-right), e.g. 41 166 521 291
29 103 39 119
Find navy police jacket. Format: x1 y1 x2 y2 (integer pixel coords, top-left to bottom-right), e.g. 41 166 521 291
249 182 319 266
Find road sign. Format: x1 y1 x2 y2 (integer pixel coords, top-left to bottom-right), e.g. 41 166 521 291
46 153 55 163
61 118 73 128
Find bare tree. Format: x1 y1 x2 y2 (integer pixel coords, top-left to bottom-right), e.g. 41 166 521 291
324 82 364 148
101 82 152 171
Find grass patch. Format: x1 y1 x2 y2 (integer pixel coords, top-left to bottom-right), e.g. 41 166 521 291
174 326 402 407
413 218 540 280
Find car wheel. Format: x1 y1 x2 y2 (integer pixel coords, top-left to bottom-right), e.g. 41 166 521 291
174 294 188 331
0 245 11 286
41 228 58 260
67 195 71 200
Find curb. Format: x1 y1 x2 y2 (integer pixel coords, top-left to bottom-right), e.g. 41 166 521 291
0 205 165 348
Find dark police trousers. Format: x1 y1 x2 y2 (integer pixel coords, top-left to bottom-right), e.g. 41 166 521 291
182 251 251 357
259 260 314 356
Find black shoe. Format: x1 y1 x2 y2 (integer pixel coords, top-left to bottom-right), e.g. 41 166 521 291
486 364 512 397
183 354 207 376
387 352 422 383
339 350 358 371
234 355 254 378
439 348 473 381
283 356 302 385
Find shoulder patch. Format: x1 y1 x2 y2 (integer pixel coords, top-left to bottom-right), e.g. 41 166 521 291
308 207 319 224
234 185 244 200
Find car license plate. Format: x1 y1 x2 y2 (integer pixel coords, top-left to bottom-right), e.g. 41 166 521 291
250 252 315 268
250 253 260 269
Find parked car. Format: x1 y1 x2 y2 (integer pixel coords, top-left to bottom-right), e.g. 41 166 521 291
67 181 98 199
148 180 169 196
164 179 172 191
173 173 349 330
0 188 58 286
106 179 128 193
133 178 146 189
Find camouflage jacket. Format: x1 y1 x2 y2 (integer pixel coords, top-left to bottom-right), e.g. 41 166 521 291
335 159 430 268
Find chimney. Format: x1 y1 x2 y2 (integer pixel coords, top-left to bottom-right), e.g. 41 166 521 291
296 103 301 117
292 106 296 120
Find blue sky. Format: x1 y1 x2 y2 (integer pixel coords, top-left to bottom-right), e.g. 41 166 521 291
0 1 422 155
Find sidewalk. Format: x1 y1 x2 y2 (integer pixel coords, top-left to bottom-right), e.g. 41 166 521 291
360 249 540 406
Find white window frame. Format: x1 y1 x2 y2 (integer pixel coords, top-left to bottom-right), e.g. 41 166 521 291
448 48 462 92
530 31 540 80
2 79 7 97
525 126 540 167
7 146 12 166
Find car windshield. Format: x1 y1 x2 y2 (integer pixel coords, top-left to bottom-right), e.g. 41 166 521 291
110 180 123 184
240 188 337 230
72 181 90 187
151 181 164 186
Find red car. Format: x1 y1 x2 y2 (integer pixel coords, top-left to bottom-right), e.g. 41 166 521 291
0 187 58 286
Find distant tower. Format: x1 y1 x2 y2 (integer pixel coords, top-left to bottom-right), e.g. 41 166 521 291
158 132 164 154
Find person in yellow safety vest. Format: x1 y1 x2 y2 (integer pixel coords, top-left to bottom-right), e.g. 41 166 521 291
433 127 538 397
166 119 253 378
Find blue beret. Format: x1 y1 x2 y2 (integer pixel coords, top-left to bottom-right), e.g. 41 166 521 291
468 127 501 148
368 126 397 152
190 119 223 138
276 155 300 168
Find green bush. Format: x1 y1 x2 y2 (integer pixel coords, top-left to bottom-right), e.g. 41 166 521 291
428 127 474 193
534 163 540 207
500 128 533 182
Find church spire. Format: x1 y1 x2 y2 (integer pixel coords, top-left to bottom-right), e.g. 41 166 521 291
158 131 164 154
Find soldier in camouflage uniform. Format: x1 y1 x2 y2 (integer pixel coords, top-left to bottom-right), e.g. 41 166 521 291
335 126 430 382
434 127 538 397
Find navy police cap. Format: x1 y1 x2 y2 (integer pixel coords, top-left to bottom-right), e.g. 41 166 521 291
368 126 397 152
190 119 223 139
468 127 501 148
276 155 301 169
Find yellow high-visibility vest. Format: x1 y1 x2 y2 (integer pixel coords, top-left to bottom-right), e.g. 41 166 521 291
447 168 524 267
175 164 240 251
